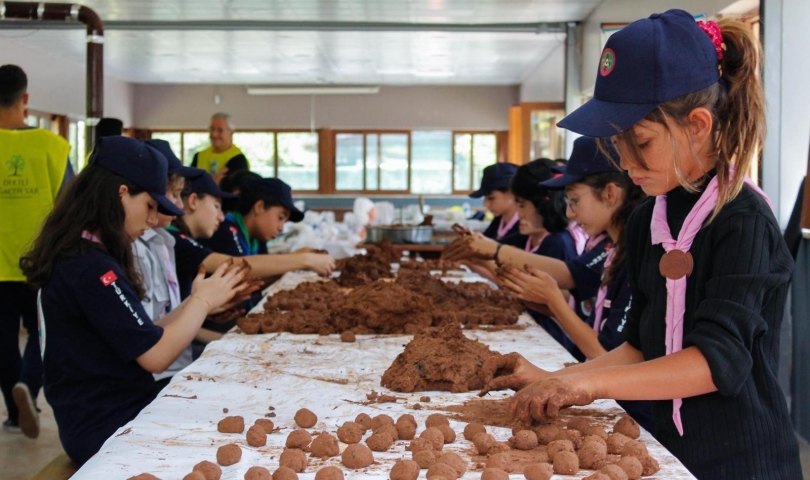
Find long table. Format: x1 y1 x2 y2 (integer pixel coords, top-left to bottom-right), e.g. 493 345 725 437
70 271 695 479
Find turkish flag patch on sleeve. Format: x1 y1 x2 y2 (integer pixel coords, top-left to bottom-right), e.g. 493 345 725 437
100 270 118 287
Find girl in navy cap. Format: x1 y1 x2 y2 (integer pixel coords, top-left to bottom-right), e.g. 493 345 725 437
510 11 801 479
19 137 247 465
470 163 527 248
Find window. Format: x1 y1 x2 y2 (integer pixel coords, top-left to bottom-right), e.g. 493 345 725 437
335 132 411 192
67 120 86 171
453 132 497 192
412 131 452 194
150 130 319 191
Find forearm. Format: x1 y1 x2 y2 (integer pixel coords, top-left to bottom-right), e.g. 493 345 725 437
548 297 607 360
498 245 576 289
195 328 224 345
153 302 186 327
138 298 208 372
462 260 497 282
573 346 717 401
550 342 644 377
245 254 309 277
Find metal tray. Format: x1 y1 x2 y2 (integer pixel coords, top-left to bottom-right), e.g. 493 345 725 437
366 225 434 244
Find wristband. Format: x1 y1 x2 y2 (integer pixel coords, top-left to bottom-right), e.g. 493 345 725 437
494 244 504 267
190 294 211 312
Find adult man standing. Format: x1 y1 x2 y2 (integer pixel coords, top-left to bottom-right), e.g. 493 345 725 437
190 113 250 184
0 64 72 439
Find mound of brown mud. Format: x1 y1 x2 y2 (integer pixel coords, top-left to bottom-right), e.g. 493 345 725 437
335 240 399 288
329 281 434 334
264 281 346 312
381 323 501 393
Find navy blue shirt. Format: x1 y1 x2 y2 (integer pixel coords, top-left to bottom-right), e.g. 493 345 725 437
526 230 578 345
40 247 164 465
483 214 527 248
200 217 250 257
166 228 214 300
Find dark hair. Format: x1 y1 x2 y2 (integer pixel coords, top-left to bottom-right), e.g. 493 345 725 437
21 166 147 298
576 172 645 286
603 18 762 221
220 170 261 194
174 187 210 237
510 158 568 233
234 181 282 216
95 118 124 138
0 64 27 109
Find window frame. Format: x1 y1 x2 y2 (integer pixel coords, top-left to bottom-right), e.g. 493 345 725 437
333 129 412 195
451 130 499 195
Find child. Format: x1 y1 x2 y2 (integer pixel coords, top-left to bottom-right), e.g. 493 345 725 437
508 10 801 479
19 137 247 465
469 163 526 248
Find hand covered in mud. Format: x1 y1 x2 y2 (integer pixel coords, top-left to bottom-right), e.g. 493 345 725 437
509 377 596 426
205 308 246 324
442 232 498 262
479 353 550 396
497 265 565 308
452 223 472 236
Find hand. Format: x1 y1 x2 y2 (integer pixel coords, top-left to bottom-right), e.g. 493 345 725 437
479 353 550 396
497 265 566 309
442 232 498 262
303 253 336 276
209 278 265 314
190 259 248 311
212 166 229 185
206 308 245 324
452 223 472 236
509 376 596 426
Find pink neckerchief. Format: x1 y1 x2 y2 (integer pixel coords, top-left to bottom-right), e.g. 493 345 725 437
591 247 616 334
651 174 770 436
525 231 550 254
81 230 102 244
569 232 609 311
497 212 520 238
567 223 589 255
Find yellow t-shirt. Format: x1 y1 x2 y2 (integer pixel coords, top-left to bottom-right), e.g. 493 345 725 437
0 128 70 281
192 145 248 174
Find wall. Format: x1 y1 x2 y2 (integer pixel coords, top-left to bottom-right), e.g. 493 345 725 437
0 36 134 125
132 84 518 130
519 43 566 103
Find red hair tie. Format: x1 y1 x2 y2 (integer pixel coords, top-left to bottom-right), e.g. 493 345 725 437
697 20 724 60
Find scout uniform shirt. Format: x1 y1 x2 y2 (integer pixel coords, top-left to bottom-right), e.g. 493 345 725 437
191 145 249 175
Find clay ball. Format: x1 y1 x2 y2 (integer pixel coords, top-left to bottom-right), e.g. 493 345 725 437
193 460 222 480
532 424 562 445
425 413 450 428
280 448 308 473
584 435 608 448
463 422 487 441
355 413 373 431
585 426 609 440
606 433 632 455
245 466 272 480
578 439 608 469
488 442 511 454
436 451 467 476
619 440 648 459
314 466 345 480
375 423 400 441
390 459 420 480
552 451 579 475
615 456 643 480
295 408 318 428
342 444 374 469
337 422 364 444
311 433 340 458
510 430 538 450
216 443 242 466
545 439 574 462
553 429 583 450
583 473 612 480
486 452 513 473
340 331 356 342
128 475 162 480
426 462 460 480
272 467 299 480
183 473 206 480
600 464 629 480
420 427 445 451
413 449 437 469
480 468 509 480
437 424 456 444
409 437 435 453
286 429 313 450
367 431 394 452
637 454 660 476
254 419 275 435
613 416 640 440
398 414 417 426
472 432 497 455
396 418 417 440
247 425 268 447
217 416 245 434
523 463 553 480
371 414 395 431
566 417 591 434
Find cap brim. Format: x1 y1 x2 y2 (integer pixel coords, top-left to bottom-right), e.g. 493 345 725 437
171 165 203 179
557 97 659 137
469 188 487 199
539 173 584 190
278 199 304 223
551 165 566 174
153 194 186 217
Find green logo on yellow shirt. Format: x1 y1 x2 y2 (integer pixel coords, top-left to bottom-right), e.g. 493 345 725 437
6 155 25 176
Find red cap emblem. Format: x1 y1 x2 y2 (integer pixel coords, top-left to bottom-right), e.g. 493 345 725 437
100 270 118 287
599 48 616 77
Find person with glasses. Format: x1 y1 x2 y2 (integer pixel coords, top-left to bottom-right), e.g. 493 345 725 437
190 113 250 185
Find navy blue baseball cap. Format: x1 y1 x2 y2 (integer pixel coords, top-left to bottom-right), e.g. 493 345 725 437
243 177 304 223
89 136 185 217
539 137 618 189
469 162 519 198
144 139 200 179
185 169 238 200
558 9 720 137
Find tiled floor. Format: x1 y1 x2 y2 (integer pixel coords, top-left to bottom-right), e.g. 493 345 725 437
3 332 810 480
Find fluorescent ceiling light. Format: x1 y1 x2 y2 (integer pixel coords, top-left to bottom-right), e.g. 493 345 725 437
246 86 380 95
414 71 455 78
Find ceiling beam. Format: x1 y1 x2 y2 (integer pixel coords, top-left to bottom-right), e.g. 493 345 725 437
0 19 567 33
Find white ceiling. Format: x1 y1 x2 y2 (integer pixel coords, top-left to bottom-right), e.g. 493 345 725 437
1 0 598 85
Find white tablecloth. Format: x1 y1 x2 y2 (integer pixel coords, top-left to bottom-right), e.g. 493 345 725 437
71 272 695 480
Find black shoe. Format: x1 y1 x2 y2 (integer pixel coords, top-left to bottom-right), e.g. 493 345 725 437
12 383 39 439
2 419 21 434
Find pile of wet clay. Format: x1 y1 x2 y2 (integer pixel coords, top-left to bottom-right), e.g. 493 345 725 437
329 281 435 334
381 322 502 393
334 240 399 287
397 258 461 272
263 281 347 312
